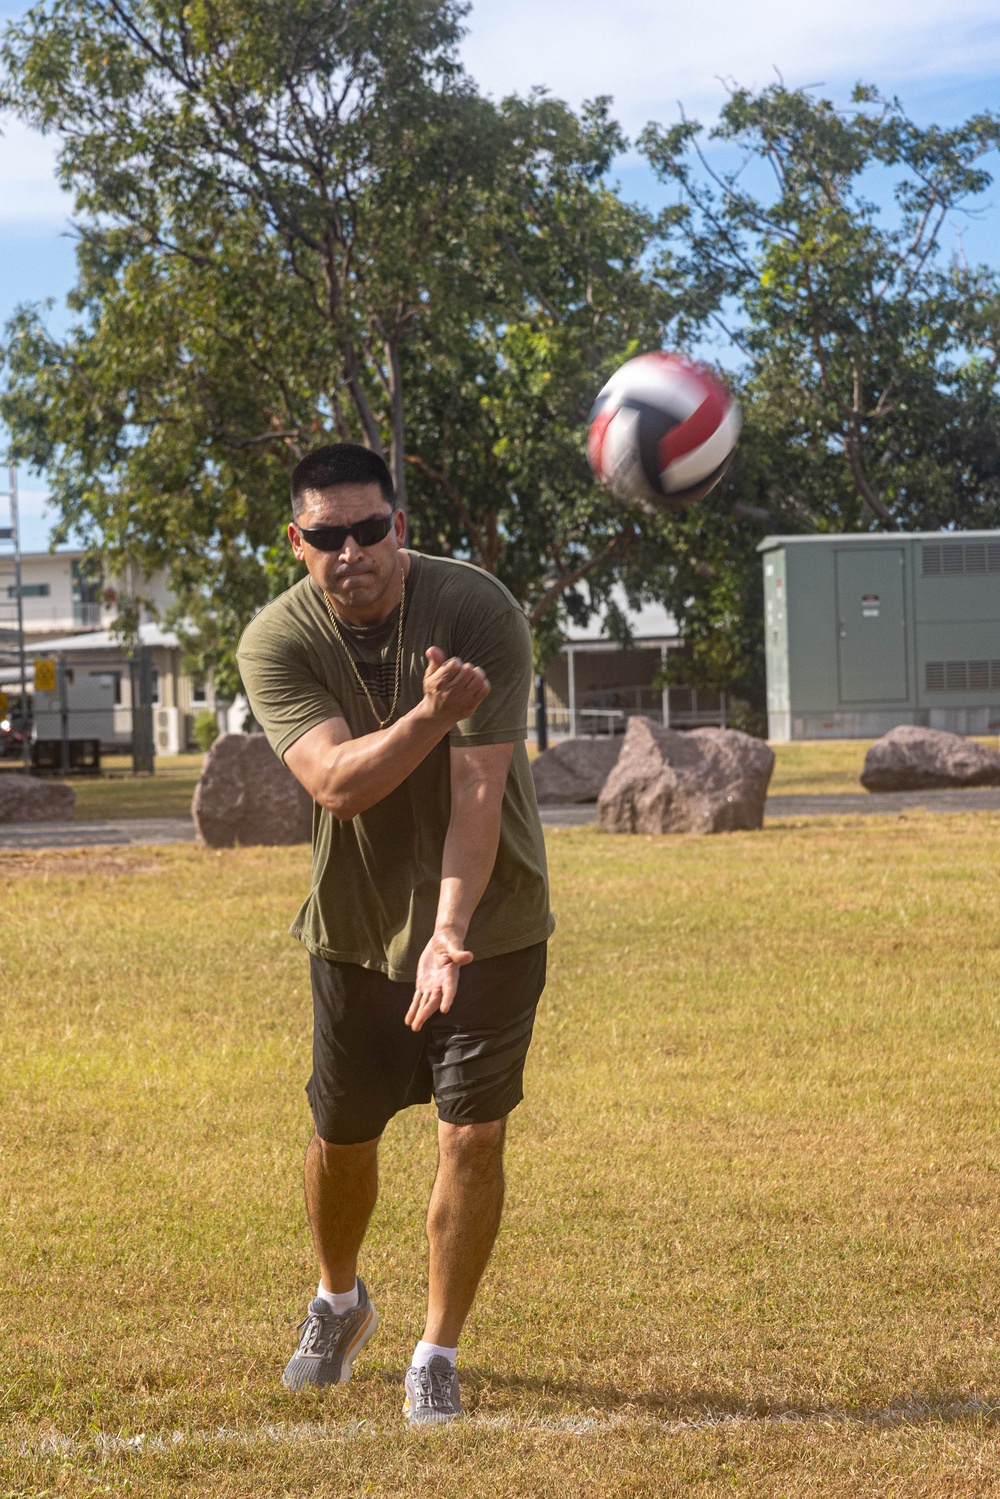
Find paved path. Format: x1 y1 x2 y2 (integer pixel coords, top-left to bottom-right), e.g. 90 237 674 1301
3 786 1000 849
766 788 1000 819
0 817 198 850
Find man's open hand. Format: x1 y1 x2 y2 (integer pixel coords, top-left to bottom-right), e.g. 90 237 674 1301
405 927 474 1032
420 646 490 727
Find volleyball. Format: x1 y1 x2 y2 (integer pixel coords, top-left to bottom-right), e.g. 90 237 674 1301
587 352 741 509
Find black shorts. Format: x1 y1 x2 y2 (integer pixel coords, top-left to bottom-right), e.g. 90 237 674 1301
306 942 547 1145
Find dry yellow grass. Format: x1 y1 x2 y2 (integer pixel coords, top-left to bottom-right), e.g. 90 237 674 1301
2 815 1000 1494
768 736 1000 795
767 738 871 794
69 753 204 820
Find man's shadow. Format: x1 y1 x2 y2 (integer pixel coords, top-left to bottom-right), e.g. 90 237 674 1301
379 1367 1000 1427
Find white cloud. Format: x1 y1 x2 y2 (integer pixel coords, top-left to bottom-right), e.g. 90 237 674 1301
462 0 1000 133
0 117 72 225
0 0 997 237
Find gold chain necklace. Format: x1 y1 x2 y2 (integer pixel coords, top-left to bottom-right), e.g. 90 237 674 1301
322 566 406 731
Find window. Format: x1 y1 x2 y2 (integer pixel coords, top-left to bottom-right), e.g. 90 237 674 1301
70 558 102 605
190 677 207 704
150 669 160 706
7 583 49 598
91 671 122 705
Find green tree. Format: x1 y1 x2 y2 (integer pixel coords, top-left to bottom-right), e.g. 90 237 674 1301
402 93 685 662
632 83 1000 723
642 84 1000 531
192 707 219 753
1 0 498 501
1 2 682 689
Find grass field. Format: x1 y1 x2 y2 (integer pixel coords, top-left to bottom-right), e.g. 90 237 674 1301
69 753 205 821
766 739 869 795
3 813 1000 1494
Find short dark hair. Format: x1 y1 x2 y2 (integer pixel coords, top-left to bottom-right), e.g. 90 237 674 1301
290 443 394 519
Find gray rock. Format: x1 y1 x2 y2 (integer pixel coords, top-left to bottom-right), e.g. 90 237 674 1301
531 736 623 804
597 718 774 834
860 724 1000 791
0 773 75 823
192 732 313 847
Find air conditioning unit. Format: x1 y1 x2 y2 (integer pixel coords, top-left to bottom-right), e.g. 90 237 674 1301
154 705 181 755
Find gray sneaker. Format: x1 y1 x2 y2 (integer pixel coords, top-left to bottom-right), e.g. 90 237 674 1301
281 1280 378 1391
403 1355 463 1426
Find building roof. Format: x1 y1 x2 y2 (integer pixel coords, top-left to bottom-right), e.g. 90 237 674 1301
564 586 679 646
12 549 87 560
23 622 179 652
757 529 1000 552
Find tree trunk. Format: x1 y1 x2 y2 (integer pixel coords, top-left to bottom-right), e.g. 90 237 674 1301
385 334 407 519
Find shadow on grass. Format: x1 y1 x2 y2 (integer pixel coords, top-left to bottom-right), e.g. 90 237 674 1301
375 1367 1000 1430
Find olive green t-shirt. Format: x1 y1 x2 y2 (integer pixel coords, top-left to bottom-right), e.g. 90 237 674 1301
236 551 553 980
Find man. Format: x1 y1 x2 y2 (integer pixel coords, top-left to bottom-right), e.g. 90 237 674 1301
237 442 553 1426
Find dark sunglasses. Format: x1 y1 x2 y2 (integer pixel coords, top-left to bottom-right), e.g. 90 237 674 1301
298 511 396 551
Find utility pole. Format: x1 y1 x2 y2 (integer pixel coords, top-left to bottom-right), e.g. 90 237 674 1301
0 465 30 770
534 673 548 754
58 651 71 774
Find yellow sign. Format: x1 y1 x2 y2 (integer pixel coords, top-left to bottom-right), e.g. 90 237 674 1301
0 691 7 714
34 658 56 692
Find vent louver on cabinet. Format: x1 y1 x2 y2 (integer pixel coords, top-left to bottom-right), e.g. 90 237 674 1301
925 660 1000 692
923 541 1000 576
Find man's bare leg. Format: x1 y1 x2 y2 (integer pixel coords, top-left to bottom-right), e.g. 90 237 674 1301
282 1133 381 1391
421 1117 506 1347
304 1132 380 1293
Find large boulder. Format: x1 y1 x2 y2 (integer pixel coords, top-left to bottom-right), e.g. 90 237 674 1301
861 725 1000 791
192 733 313 848
0 773 75 823
598 718 775 834
531 736 623 805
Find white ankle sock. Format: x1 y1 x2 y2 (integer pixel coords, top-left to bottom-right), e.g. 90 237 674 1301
411 1339 458 1369
316 1278 359 1316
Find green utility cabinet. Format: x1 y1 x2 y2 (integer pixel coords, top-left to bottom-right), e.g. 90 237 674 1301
758 532 1000 740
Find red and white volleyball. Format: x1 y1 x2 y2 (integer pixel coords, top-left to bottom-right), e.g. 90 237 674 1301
587 353 741 509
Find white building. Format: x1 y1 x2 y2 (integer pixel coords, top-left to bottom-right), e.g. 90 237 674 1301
0 550 240 754
538 588 729 738
0 549 173 642
23 622 222 756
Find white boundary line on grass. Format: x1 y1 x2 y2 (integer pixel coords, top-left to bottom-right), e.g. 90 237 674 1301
15 1396 1000 1458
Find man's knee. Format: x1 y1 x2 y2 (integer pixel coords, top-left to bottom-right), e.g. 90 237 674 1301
310 1131 381 1173
437 1116 506 1165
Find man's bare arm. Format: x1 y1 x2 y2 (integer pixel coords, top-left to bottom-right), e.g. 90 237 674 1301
405 740 515 1032
284 647 490 820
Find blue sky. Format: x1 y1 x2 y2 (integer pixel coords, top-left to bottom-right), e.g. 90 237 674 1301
1 0 999 548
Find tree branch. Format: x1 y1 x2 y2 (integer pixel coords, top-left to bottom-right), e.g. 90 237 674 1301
528 534 625 627
403 453 486 563
844 427 895 525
